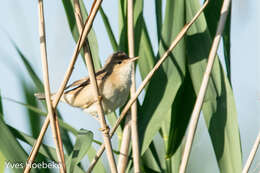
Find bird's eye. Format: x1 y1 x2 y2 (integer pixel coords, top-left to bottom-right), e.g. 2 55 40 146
118 61 122 64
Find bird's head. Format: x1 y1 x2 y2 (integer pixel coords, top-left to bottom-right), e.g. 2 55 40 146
104 51 138 72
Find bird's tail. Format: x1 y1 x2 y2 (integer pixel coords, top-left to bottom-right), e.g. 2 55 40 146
34 93 56 100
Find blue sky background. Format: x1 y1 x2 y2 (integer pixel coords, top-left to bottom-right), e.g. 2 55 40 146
0 0 259 172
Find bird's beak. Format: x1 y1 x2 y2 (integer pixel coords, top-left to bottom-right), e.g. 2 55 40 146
128 56 139 62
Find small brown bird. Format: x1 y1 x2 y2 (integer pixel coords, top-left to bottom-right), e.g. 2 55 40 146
35 51 138 116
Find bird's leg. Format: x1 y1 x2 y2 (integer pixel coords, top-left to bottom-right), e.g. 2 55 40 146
93 115 110 134
92 95 109 133
99 124 110 134
97 95 102 102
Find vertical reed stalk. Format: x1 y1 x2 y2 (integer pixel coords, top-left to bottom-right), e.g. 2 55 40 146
73 0 93 64
117 114 131 172
25 1 104 171
242 130 260 173
118 0 140 171
55 114 66 171
73 1 118 172
86 2 209 171
179 0 231 172
128 0 140 172
24 0 66 173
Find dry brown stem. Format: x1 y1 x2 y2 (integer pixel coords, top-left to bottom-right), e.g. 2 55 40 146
127 0 140 172
117 0 140 171
55 114 66 171
86 1 209 171
24 1 66 172
117 114 132 173
242 130 260 173
73 0 117 172
25 1 104 172
179 0 231 172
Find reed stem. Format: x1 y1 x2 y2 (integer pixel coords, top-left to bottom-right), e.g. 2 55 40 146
86 2 209 171
179 0 231 172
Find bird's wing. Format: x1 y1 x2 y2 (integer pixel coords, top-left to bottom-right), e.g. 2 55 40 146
65 77 89 89
64 68 107 93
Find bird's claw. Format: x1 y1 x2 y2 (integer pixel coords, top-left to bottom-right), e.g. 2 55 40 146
97 95 102 102
99 125 110 134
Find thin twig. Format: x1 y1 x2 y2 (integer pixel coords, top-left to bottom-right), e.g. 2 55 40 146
24 1 66 173
242 130 260 173
118 114 132 172
73 0 94 67
118 0 139 171
73 0 118 172
25 0 103 170
128 0 140 172
179 0 231 172
55 114 66 171
86 1 209 171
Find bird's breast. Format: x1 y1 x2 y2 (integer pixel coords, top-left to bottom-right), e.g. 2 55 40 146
102 66 132 112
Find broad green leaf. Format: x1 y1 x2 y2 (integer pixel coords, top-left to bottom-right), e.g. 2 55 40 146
161 109 171 151
119 0 155 78
186 0 242 172
222 12 231 82
56 110 74 154
0 93 4 173
142 166 160 173
135 22 155 83
10 39 43 93
22 82 41 138
107 112 123 146
204 0 223 37
8 125 85 173
67 129 93 173
118 0 156 92
61 0 101 70
99 7 119 51
4 97 111 152
62 0 78 44
24 95 75 154
10 40 44 92
10 40 43 92
168 145 182 173
204 0 231 81
125 158 133 173
78 0 101 70
0 118 37 173
141 142 164 172
4 97 47 116
118 0 128 52
0 151 4 173
21 82 50 173
4 97 78 135
139 0 186 155
10 40 74 154
161 101 187 173
0 90 3 118
165 72 196 158
86 146 106 173
134 0 155 82
61 0 84 63
155 0 162 42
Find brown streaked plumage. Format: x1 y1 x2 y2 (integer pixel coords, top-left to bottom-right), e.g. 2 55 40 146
35 51 138 117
